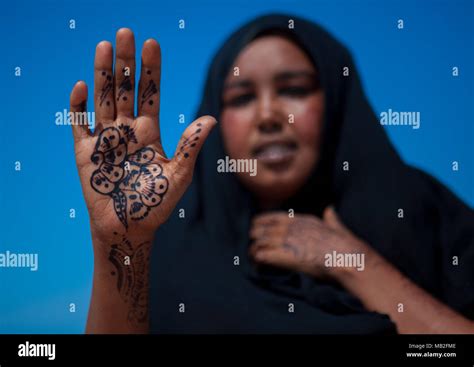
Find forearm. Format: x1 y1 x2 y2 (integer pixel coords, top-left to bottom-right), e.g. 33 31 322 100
86 230 153 334
334 248 474 334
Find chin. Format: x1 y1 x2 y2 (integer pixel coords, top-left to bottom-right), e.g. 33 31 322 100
244 174 303 203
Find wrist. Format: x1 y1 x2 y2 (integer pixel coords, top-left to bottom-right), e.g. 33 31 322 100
90 229 154 271
87 229 153 333
91 225 154 250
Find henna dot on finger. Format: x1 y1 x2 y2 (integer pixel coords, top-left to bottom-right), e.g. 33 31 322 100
117 70 133 101
99 72 113 107
140 79 158 107
176 125 203 159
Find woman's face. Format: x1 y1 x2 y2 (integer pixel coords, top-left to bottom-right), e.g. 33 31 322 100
221 35 325 208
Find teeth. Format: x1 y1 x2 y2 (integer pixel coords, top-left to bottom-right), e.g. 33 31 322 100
256 144 294 160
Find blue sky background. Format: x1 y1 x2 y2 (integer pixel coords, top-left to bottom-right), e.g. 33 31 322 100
0 0 472 333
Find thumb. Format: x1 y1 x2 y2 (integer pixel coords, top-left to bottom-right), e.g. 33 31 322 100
70 81 92 143
323 205 347 232
173 115 217 174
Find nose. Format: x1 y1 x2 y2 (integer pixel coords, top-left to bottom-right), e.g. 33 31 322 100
256 91 283 134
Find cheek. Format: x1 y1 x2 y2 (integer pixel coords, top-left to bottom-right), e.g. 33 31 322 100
220 108 254 158
288 93 324 148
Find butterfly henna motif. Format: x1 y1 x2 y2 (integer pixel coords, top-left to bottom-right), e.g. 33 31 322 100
90 124 168 229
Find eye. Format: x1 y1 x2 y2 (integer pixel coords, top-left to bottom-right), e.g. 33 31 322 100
224 93 255 107
278 86 313 97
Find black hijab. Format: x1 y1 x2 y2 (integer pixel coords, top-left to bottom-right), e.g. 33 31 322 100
150 13 474 333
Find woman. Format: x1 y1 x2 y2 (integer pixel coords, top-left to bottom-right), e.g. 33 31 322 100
69 14 474 334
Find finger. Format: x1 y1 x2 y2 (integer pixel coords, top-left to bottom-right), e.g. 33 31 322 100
173 115 217 176
252 212 288 227
250 225 267 240
94 41 114 125
70 81 91 142
249 240 280 258
114 28 136 118
323 206 347 232
250 223 286 240
138 39 161 118
249 242 269 258
252 248 294 268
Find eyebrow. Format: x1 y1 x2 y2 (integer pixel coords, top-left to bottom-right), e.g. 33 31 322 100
274 70 316 82
223 70 317 90
223 80 253 90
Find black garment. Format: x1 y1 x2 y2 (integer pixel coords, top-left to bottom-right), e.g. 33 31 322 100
150 13 474 333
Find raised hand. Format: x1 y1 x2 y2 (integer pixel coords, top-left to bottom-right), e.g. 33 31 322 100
71 29 216 332
70 28 216 239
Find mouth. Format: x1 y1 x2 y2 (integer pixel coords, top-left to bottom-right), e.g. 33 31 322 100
252 138 298 167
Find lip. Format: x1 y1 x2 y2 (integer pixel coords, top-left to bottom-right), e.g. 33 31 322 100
252 138 298 167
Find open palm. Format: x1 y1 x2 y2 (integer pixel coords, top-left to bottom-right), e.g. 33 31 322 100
70 28 216 235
